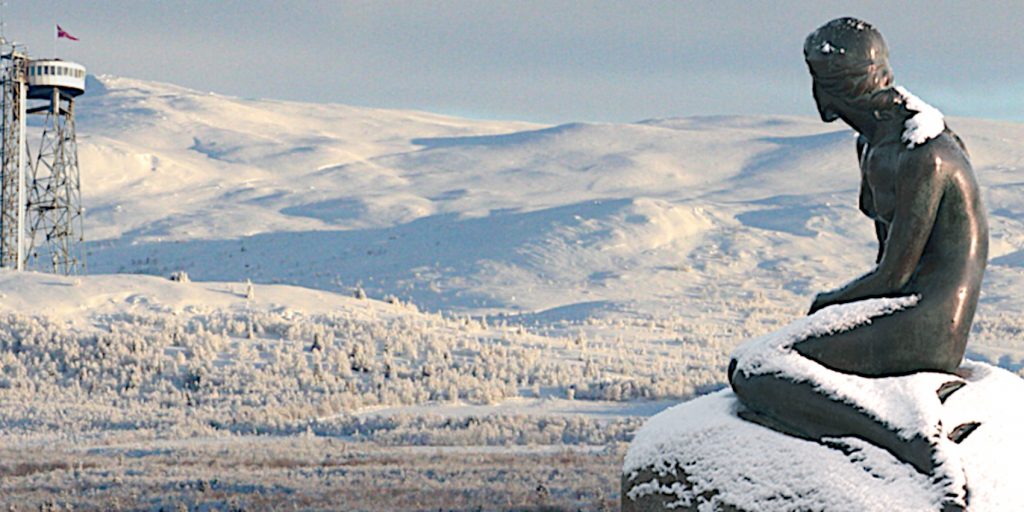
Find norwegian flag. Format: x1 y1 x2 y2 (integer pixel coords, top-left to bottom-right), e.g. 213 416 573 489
56 24 79 41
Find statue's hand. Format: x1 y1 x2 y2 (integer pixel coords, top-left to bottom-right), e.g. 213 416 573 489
808 291 838 315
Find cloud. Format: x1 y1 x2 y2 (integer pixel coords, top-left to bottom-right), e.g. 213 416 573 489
9 1 1024 123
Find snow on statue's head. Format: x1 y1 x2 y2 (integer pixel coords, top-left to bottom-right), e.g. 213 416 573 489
805 18 893 122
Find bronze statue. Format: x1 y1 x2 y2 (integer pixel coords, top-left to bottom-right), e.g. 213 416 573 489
796 18 988 376
728 17 989 484
622 18 996 511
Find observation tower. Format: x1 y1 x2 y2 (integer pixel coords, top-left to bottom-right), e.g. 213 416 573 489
0 43 85 274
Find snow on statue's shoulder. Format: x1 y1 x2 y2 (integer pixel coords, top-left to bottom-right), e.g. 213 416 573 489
896 86 945 149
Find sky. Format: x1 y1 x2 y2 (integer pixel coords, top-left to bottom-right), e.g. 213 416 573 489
5 1 1024 124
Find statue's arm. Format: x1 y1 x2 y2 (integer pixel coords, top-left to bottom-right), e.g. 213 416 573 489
873 222 888 264
810 150 944 313
855 136 887 263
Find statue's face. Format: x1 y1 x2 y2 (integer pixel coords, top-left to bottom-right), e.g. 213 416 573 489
812 81 842 123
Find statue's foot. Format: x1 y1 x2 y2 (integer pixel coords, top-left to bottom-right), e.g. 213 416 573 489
941 497 966 512
948 421 981 444
934 379 983 444
937 379 966 403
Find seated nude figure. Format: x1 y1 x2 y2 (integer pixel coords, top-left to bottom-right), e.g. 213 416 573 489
728 18 988 480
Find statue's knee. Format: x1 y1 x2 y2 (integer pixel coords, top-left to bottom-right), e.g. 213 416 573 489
792 336 826 361
728 358 755 402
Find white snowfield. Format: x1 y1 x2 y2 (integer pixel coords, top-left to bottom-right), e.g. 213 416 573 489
74 77 1024 342
1 75 1023 508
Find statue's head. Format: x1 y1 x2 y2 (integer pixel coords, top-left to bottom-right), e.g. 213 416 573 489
804 18 893 122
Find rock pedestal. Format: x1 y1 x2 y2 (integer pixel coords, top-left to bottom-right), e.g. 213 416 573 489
621 361 1024 512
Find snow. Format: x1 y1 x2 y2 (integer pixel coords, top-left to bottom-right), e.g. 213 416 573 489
732 296 918 378
896 85 946 148
943 361 1024 510
64 77 1024 335
3 75 1024 507
622 390 943 511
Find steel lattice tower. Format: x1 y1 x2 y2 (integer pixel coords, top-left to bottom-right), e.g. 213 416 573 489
28 82 84 273
0 43 86 274
0 45 27 270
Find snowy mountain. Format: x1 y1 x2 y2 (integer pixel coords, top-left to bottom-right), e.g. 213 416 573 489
71 76 1024 362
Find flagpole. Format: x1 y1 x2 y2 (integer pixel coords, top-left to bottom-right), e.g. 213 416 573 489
53 22 57 57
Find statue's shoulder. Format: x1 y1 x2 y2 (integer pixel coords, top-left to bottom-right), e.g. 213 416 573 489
902 130 971 171
943 127 970 158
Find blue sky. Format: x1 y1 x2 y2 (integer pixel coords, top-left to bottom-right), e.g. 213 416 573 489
7 1 1023 124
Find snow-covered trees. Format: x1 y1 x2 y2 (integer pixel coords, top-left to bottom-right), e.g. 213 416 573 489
0 292 730 444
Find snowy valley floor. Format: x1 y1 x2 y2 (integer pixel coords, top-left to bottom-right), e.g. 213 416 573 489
1 437 623 511
0 272 691 510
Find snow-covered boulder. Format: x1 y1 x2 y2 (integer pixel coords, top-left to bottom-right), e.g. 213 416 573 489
618 366 1019 509
618 362 1024 509
622 357 1024 510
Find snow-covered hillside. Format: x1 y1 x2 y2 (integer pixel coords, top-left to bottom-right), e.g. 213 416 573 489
71 76 1024 363
4 75 1024 508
